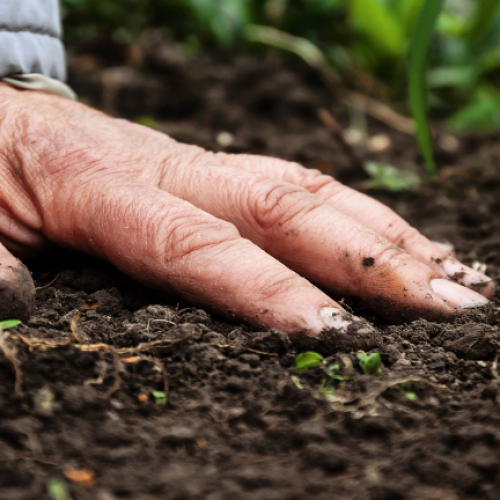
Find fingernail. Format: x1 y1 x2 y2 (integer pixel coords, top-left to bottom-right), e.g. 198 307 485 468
319 307 374 334
430 279 489 309
442 258 492 288
319 307 352 332
433 241 455 253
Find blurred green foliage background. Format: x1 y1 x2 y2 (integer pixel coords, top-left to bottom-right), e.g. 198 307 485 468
61 0 500 133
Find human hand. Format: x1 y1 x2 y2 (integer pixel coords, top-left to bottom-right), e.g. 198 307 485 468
0 85 492 340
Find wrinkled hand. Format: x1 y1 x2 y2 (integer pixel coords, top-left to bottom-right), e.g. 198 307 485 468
0 85 492 338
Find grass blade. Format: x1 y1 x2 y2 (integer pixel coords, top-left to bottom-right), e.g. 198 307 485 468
348 0 406 58
468 0 500 50
408 0 444 177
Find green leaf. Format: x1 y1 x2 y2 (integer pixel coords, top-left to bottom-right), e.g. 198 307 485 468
394 0 426 37
294 352 325 371
327 363 345 381
151 390 168 406
357 352 382 375
468 0 500 50
135 115 158 129
427 65 478 90
400 381 418 401
364 162 421 192
47 479 73 500
188 0 251 46
408 0 445 177
446 87 500 133
347 0 406 59
291 375 304 389
0 319 22 330
402 390 418 401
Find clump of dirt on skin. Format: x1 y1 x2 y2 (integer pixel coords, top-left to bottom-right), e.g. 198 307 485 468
0 49 499 500
362 257 375 267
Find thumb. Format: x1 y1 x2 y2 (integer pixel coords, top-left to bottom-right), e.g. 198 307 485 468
0 243 35 322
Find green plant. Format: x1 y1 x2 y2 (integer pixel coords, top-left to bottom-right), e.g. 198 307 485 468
46 479 73 500
291 375 304 389
152 390 168 406
357 352 382 375
408 0 444 176
400 381 418 400
294 351 325 371
0 319 21 330
317 362 348 397
363 162 421 192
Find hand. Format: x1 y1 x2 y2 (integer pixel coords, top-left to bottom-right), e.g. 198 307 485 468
0 85 492 340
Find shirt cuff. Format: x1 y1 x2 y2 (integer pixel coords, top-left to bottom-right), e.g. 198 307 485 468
2 73 77 101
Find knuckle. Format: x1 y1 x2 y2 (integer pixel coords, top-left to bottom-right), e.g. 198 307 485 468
156 209 240 264
361 242 408 281
248 269 301 303
389 223 423 250
249 179 319 231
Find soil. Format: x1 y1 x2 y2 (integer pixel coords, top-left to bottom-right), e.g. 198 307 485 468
2 44 500 500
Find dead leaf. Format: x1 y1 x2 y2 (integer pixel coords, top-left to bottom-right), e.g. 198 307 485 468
63 467 95 488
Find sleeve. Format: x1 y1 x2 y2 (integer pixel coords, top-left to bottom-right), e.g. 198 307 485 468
0 0 66 81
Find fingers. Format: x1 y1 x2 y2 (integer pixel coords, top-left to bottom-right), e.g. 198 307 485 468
214 153 494 299
42 180 375 336
161 161 488 322
0 243 35 322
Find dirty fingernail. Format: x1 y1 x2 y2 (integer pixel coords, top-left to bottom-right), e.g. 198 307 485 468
442 258 492 288
319 307 352 332
319 307 374 334
430 279 489 309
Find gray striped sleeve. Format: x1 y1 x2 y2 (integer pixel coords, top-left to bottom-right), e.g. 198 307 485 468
0 0 66 81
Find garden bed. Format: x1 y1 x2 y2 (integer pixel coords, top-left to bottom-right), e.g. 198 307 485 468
1 50 500 500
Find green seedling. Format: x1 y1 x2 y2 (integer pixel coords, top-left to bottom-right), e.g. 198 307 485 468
326 363 345 381
318 363 347 398
363 162 421 192
400 381 418 401
0 319 21 330
357 352 382 375
294 351 325 371
151 390 168 407
46 479 73 500
408 0 444 177
291 375 304 390
135 115 158 129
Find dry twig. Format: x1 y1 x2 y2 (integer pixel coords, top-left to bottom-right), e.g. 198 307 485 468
0 329 23 395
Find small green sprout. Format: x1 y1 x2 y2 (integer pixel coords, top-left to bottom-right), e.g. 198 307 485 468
327 363 346 381
47 479 73 500
151 390 168 407
357 352 382 375
318 380 335 398
363 162 421 192
294 352 325 371
0 319 21 330
400 381 418 401
135 115 158 129
291 375 303 389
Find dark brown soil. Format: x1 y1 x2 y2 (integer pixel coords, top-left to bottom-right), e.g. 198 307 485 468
2 46 500 500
